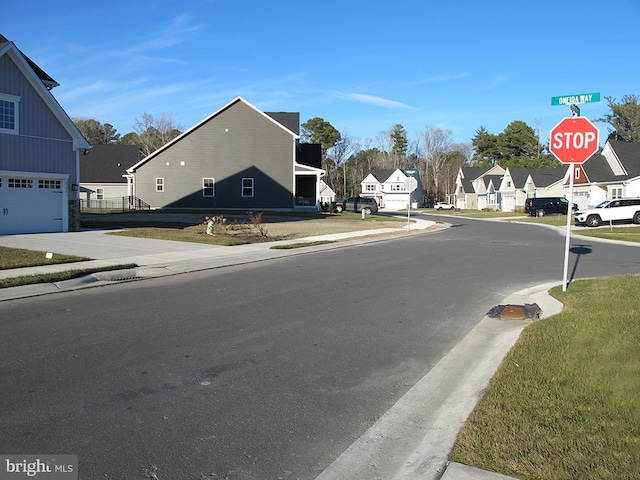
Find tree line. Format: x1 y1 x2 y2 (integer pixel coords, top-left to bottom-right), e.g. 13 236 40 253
73 113 183 158
74 94 640 201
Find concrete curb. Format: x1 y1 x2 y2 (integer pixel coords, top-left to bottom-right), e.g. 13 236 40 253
316 283 564 480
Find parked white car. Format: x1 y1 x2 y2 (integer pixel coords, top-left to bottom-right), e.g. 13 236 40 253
574 198 640 227
433 202 456 210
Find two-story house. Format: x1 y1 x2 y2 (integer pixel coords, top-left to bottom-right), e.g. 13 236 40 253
499 167 568 212
0 34 90 234
453 166 505 210
126 97 325 211
361 169 424 210
570 140 640 209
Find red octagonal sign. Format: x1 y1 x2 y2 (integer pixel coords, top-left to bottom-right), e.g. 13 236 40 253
549 117 600 164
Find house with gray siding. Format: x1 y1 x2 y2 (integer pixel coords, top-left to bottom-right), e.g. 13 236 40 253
80 144 141 208
126 97 325 211
0 33 90 234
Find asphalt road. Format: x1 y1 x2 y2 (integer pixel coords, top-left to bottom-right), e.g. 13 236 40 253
1 217 639 479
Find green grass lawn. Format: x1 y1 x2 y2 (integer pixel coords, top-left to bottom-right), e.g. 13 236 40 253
573 226 640 243
0 246 89 269
0 264 138 289
0 246 136 288
450 274 640 479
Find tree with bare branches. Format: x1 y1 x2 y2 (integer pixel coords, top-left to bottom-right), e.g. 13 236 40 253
422 126 454 195
134 113 183 157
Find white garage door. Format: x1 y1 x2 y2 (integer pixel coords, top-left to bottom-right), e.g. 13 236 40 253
0 172 68 235
502 195 516 212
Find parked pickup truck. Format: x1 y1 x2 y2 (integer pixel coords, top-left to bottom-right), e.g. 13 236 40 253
574 198 640 227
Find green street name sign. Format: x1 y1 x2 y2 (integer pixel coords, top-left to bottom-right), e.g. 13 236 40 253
403 169 419 175
551 92 600 106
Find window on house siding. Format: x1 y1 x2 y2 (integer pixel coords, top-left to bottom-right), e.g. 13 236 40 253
0 94 19 134
575 167 580 179
203 178 215 197
9 178 32 188
39 179 61 189
242 178 254 197
156 178 164 192
96 187 104 199
365 184 376 192
612 187 622 199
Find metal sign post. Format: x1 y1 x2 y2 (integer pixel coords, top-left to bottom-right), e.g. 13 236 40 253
403 175 418 231
562 164 575 292
549 114 599 291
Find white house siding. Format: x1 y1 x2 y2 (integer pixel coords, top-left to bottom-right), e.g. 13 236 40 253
502 194 516 212
383 194 412 210
0 170 68 234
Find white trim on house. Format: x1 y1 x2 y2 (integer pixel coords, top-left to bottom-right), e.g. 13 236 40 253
0 41 89 152
128 97 300 173
361 169 424 210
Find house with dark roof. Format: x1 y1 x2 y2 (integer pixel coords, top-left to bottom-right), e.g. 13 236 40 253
453 166 505 210
80 144 142 208
499 167 568 211
360 169 424 210
454 164 574 211
0 33 90 234
126 97 325 210
571 140 640 209
476 174 503 210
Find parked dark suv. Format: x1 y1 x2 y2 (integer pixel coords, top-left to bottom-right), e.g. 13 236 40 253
524 197 577 217
335 196 378 214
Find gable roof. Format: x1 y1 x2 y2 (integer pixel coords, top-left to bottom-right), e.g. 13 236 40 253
81 145 141 183
0 34 58 89
266 112 300 135
505 167 566 189
607 140 640 179
529 168 567 188
461 167 491 179
127 97 299 173
0 33 89 150
483 174 503 190
581 141 640 184
365 169 397 183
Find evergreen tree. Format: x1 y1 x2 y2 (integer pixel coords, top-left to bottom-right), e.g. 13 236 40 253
598 94 640 142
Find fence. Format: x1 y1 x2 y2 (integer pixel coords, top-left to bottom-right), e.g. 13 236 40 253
80 196 150 213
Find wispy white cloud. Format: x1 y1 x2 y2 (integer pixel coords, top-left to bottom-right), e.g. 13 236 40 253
331 91 413 109
412 72 469 85
485 75 511 90
125 13 204 54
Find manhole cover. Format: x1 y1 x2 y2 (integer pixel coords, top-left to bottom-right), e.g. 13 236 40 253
487 303 541 320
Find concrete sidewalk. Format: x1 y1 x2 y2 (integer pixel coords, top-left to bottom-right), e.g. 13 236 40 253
0 215 564 479
0 216 435 300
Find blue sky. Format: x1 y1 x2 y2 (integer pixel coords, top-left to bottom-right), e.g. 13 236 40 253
5 0 639 148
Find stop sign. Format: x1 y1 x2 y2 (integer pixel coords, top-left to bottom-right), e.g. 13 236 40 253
549 117 599 164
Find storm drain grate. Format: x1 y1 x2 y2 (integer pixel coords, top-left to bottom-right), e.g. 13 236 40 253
104 275 142 282
487 303 542 320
